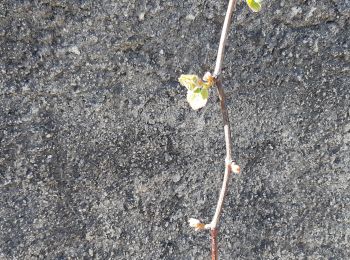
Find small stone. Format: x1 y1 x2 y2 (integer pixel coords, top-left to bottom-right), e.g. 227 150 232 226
139 12 145 21
172 173 181 183
185 14 196 21
69 46 80 55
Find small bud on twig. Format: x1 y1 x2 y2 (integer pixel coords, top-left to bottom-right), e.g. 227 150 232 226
188 218 211 231
231 162 240 174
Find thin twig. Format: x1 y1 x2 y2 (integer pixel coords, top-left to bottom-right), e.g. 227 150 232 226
213 0 238 78
210 228 219 260
210 0 238 259
211 79 233 229
210 80 234 260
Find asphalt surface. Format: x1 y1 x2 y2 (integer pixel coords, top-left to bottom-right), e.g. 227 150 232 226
1 0 349 259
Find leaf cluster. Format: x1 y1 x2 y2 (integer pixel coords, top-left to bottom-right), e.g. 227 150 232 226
178 73 215 110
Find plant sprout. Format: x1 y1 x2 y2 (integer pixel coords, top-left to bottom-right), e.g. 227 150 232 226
178 0 263 259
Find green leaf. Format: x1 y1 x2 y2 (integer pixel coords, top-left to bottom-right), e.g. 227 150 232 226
246 0 262 12
194 88 201 94
201 88 209 100
186 89 208 110
178 74 200 91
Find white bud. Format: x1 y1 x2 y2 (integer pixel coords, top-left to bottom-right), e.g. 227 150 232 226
188 218 206 231
203 71 212 82
188 218 201 227
231 163 240 174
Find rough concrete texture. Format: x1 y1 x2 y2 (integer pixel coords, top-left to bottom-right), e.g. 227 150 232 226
1 0 349 259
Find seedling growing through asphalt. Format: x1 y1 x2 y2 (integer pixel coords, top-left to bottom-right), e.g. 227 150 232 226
178 0 263 259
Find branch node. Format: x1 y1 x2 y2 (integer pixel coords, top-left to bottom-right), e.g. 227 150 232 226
225 158 232 166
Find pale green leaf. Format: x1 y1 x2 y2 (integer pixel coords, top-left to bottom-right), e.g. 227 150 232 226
246 0 262 12
186 89 208 110
201 88 209 100
194 88 201 94
178 74 200 91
